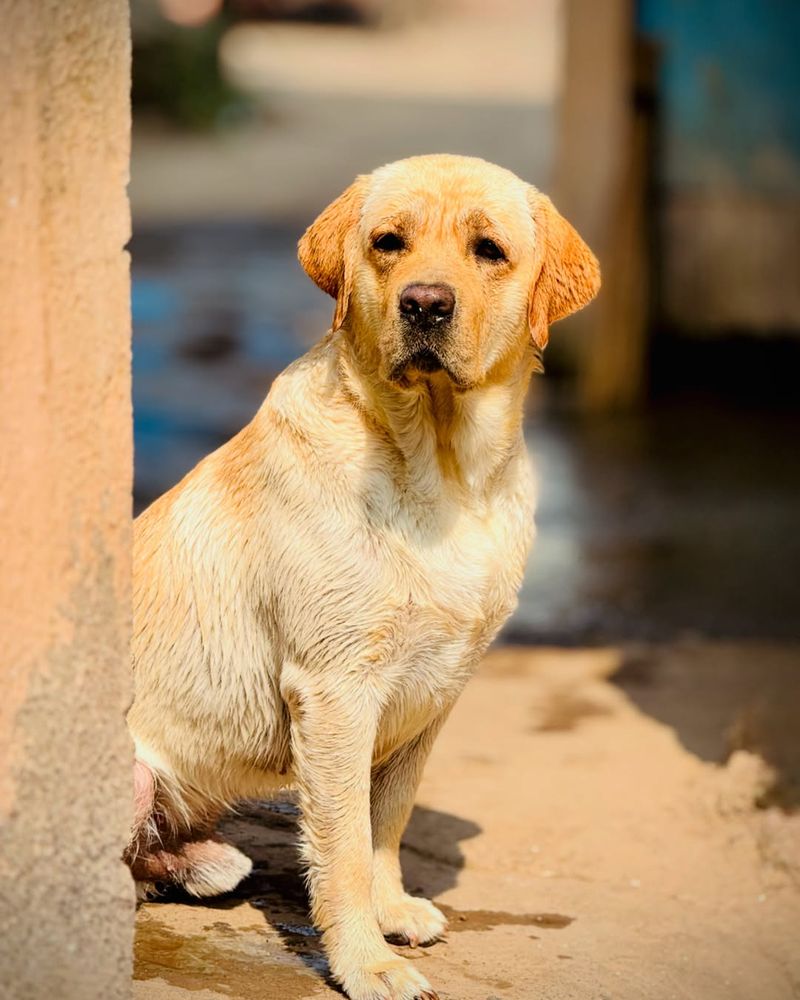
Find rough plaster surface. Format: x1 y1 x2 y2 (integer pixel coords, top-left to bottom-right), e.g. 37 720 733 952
0 1 134 997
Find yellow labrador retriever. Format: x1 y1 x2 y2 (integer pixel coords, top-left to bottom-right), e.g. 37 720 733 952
127 154 599 1000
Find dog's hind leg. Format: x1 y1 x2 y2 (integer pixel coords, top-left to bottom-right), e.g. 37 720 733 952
125 758 252 900
129 837 253 900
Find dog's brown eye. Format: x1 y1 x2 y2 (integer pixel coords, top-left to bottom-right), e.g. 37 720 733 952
373 233 405 252
474 238 506 262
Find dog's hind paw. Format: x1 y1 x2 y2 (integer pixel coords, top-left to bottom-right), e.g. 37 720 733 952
180 840 253 897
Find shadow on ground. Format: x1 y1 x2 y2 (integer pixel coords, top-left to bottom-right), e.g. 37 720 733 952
140 796 481 991
611 642 800 809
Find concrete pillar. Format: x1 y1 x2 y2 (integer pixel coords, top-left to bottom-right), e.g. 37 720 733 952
557 0 650 410
0 2 134 998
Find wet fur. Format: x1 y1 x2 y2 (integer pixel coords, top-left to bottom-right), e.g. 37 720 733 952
127 154 599 1000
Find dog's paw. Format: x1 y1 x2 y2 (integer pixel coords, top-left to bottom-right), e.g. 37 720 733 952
180 840 252 897
376 894 447 947
340 955 437 1000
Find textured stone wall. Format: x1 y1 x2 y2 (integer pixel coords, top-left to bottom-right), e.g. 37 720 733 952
0 2 134 998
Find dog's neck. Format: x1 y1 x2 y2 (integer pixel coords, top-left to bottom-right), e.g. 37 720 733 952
334 332 534 500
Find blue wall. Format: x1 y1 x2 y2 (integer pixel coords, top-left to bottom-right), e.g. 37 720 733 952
637 0 800 195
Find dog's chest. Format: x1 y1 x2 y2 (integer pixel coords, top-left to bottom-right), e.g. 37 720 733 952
396 506 515 619
365 496 530 750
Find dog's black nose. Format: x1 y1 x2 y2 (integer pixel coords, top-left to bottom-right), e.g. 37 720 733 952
399 283 456 323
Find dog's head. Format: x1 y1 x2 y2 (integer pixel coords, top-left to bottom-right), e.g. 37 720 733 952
298 154 600 390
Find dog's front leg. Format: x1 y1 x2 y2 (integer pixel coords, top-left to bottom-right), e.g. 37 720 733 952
287 679 438 1000
370 721 448 947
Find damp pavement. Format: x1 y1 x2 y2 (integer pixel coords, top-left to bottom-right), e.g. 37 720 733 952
133 644 800 1000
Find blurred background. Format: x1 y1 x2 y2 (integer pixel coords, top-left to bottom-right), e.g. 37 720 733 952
129 0 799 651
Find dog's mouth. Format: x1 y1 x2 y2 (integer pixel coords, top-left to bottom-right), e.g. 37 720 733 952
387 340 475 389
389 346 451 384
407 348 444 374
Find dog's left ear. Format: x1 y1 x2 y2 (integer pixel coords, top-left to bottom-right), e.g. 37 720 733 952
298 176 368 331
527 191 601 350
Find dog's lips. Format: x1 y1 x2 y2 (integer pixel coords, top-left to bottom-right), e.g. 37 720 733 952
407 348 444 374
389 346 450 383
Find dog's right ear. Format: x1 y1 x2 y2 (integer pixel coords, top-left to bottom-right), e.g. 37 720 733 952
298 176 368 331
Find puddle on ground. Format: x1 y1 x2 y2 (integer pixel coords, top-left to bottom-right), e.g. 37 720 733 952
438 903 574 932
134 913 324 999
275 922 321 938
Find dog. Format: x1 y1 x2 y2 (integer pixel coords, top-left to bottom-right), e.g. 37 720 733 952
126 154 599 1000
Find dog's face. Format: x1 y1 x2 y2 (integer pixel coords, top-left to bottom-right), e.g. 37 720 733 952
299 155 599 391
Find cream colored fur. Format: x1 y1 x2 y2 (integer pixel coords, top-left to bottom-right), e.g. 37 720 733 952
127 154 599 1000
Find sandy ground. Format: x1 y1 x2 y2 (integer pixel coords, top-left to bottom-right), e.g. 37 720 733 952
133 641 800 1000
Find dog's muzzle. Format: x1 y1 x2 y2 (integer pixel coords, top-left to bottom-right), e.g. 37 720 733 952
396 283 456 376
